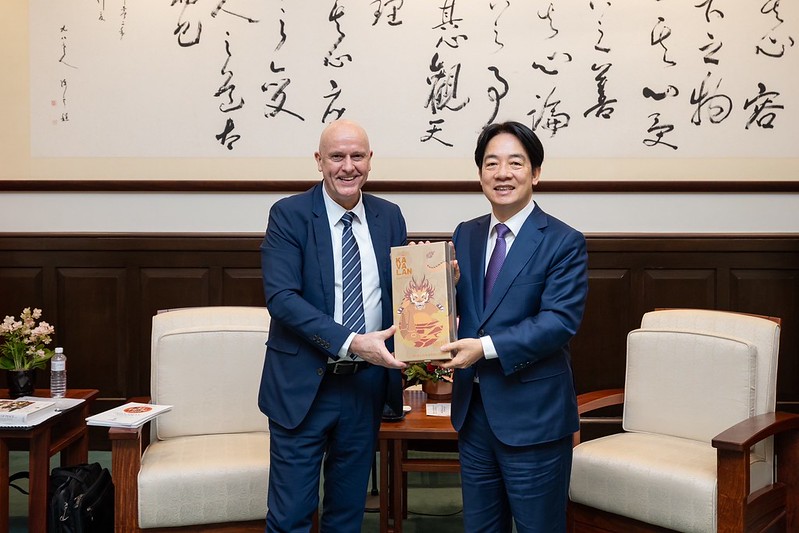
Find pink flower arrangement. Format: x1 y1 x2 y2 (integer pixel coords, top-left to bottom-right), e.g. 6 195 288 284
0 308 56 370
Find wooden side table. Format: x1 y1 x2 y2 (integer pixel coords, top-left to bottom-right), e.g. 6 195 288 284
0 388 99 533
378 389 460 533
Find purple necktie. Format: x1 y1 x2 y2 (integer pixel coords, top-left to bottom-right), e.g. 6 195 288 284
484 223 510 306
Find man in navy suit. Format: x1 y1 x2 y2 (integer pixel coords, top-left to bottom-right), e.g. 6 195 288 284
441 121 588 532
258 120 407 532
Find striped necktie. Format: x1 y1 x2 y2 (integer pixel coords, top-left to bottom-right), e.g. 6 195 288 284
341 212 366 340
484 223 510 306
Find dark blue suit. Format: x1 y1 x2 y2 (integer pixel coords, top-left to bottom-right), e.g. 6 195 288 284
451 203 588 532
258 183 406 532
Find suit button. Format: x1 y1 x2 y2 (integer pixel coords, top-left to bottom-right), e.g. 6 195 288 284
478 329 485 336
317 368 324 376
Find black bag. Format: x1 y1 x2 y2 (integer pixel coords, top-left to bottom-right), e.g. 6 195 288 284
48 462 114 533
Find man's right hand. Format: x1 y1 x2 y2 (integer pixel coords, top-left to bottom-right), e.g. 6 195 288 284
349 325 407 369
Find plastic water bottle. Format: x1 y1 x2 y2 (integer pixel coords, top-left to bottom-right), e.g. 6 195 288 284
50 347 67 398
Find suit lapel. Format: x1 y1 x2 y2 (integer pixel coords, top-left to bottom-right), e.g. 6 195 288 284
363 195 390 287
469 215 491 314
482 206 547 320
311 184 336 316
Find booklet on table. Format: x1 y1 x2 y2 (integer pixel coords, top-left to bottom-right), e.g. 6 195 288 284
86 402 172 428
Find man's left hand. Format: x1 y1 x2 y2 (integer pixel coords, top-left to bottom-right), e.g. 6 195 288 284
440 338 484 369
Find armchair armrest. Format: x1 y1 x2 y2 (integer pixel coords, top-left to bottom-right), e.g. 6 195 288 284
712 411 799 452
577 388 625 416
712 411 799 532
108 396 152 532
573 389 625 446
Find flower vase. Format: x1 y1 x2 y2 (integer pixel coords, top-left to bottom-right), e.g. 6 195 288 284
422 380 453 401
6 369 36 398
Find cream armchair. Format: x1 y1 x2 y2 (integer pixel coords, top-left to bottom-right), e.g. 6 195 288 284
569 309 799 533
111 306 272 532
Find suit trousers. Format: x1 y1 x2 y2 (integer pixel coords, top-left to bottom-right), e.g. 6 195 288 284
458 385 573 533
266 365 385 533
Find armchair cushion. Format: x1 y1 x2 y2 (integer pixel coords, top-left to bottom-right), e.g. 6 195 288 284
138 432 270 528
623 329 756 442
570 432 717 533
151 312 270 439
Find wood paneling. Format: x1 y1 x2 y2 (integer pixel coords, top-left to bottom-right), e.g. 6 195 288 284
0 233 797 448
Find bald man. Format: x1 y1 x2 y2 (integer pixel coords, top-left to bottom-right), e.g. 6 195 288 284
258 120 407 532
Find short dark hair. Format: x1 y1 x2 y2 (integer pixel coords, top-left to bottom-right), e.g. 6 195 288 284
474 121 545 169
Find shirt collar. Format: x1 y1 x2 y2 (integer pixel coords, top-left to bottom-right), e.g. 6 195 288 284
322 184 366 227
490 199 535 238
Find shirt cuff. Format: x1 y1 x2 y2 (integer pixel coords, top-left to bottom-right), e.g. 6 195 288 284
338 332 357 359
480 336 498 360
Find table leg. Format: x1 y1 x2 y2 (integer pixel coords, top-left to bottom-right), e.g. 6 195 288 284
379 438 389 533
61 427 89 467
0 438 9 533
392 439 404 533
28 427 51 533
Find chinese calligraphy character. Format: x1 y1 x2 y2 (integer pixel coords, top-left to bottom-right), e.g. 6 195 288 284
425 53 470 115
743 82 783 129
490 1 510 51
695 0 724 23
699 33 722 65
643 85 679 101
323 0 352 68
371 0 404 27
643 113 678 150
420 119 453 147
690 71 732 125
528 87 571 137
262 66 305 121
322 80 346 123
485 66 509 126
583 63 617 119
651 17 676 67
215 117 240 150
214 33 244 113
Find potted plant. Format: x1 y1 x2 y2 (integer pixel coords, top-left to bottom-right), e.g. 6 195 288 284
404 361 454 400
0 308 56 397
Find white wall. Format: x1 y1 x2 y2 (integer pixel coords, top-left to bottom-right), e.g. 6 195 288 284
1 191 796 235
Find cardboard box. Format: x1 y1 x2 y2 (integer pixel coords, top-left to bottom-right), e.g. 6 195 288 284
391 242 457 362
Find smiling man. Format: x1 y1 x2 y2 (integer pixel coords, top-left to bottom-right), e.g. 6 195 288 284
258 119 407 532
440 121 589 533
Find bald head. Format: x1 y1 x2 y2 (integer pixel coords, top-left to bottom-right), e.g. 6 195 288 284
318 119 371 154
315 120 373 210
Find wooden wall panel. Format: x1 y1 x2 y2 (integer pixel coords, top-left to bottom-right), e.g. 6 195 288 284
56 268 128 398
0 233 797 448
731 269 799 398
571 269 632 394
0 268 44 315
641 269 717 311
222 268 266 307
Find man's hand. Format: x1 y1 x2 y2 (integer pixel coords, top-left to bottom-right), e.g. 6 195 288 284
448 241 460 286
440 338 484 369
350 325 406 369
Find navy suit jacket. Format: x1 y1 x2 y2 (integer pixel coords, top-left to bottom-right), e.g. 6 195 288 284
258 183 407 429
450 203 588 446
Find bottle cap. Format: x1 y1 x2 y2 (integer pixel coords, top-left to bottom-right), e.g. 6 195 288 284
55 347 64 353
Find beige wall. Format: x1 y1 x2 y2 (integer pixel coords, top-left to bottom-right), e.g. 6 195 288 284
2 1 797 234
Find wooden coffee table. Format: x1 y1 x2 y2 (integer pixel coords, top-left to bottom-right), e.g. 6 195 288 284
0 388 98 533
378 389 460 533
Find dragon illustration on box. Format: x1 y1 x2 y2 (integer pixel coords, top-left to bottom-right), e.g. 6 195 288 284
396 275 448 348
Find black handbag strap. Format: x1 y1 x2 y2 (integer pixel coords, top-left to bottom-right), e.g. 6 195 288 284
9 471 29 495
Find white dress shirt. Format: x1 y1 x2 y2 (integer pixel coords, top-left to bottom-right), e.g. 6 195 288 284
322 186 382 360
480 198 537 360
